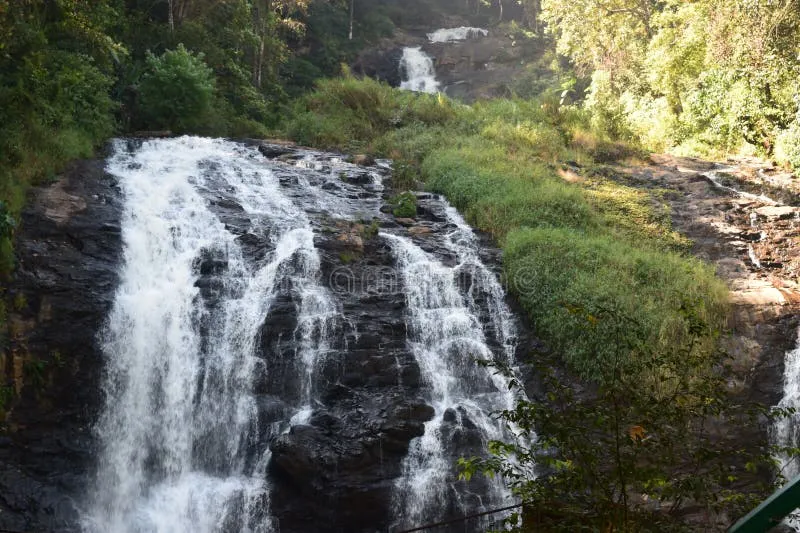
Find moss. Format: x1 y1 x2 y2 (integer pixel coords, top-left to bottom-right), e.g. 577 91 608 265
339 251 361 264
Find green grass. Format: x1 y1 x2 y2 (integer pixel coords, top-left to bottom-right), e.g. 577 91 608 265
281 76 729 380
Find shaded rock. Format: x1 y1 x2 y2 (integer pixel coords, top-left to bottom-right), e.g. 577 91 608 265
408 225 433 236
258 143 296 159
1 159 123 532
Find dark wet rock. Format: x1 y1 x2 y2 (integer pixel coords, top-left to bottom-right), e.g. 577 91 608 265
1 159 123 532
351 47 404 87
258 143 297 159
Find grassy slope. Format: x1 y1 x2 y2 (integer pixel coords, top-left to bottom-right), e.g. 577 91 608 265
283 76 729 377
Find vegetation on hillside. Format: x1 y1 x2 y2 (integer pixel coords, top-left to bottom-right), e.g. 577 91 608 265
281 75 779 530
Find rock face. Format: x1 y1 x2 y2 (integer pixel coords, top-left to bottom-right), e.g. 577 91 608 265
0 158 123 532
250 144 535 532
353 24 548 101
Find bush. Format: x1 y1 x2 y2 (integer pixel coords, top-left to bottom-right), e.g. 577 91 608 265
390 192 417 218
584 70 634 141
775 122 800 170
137 44 215 132
284 75 457 150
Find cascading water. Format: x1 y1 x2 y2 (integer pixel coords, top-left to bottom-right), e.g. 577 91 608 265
427 27 488 43
772 329 800 528
84 137 336 533
399 47 440 94
81 136 524 532
386 202 521 530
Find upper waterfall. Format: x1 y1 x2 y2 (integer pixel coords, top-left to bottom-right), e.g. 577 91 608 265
427 27 488 43
399 47 440 94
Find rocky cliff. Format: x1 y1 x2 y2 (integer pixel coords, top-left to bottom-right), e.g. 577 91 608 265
0 158 122 531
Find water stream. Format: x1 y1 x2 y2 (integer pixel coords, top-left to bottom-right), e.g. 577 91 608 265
387 205 520 530
399 47 440 94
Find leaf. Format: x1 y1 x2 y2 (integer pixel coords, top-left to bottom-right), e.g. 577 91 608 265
629 425 646 442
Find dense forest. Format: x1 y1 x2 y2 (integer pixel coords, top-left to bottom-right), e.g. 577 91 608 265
2 0 800 531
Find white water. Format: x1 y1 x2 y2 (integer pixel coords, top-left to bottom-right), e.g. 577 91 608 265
773 328 800 528
427 27 488 43
705 168 779 205
399 47 440 94
84 137 336 533
387 203 522 529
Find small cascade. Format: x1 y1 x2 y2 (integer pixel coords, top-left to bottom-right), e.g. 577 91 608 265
773 328 800 528
705 168 779 205
386 200 522 531
399 47 440 94
427 27 488 43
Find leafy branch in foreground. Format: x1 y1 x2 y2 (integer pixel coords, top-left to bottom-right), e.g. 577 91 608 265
461 298 782 532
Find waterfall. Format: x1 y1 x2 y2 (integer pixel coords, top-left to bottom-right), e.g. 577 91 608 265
81 137 524 532
427 27 488 43
774 328 800 480
399 47 440 94
386 202 521 530
84 137 336 533
772 328 800 529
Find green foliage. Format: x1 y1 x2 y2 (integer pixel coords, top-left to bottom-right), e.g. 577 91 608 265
542 0 800 162
462 303 773 531
0 202 16 240
390 192 417 218
23 359 47 390
775 121 800 170
137 44 215 132
504 227 726 376
286 76 457 150
0 385 13 416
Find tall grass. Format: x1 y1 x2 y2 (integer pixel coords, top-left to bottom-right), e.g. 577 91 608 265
282 77 729 380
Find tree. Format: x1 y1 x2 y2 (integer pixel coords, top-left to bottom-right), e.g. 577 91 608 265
138 44 215 131
461 300 777 531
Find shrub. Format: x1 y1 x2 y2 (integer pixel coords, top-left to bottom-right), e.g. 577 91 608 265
775 122 800 170
137 44 215 132
284 76 456 150
0 202 15 240
390 192 417 218
584 70 634 140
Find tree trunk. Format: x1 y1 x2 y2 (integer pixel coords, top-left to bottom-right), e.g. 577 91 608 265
167 0 174 32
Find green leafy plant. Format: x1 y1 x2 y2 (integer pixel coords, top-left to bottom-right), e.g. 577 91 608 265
461 300 774 531
390 191 417 218
137 44 216 132
0 202 16 239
